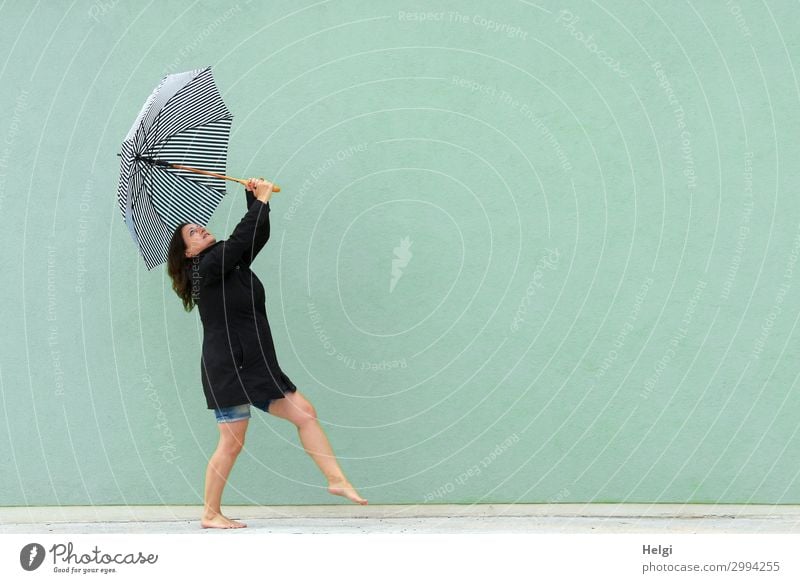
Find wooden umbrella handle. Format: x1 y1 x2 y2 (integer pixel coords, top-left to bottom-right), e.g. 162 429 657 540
170 163 281 192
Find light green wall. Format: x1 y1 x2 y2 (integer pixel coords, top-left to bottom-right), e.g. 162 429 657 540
1 0 798 506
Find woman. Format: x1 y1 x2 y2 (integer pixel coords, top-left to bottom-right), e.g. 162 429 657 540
167 177 366 530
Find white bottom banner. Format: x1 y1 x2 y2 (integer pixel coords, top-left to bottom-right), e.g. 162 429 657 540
2 533 797 582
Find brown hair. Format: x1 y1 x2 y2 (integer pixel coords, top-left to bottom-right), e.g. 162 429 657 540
166 222 200 312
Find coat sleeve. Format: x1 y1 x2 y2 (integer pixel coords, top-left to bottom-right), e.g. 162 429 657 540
241 188 271 267
198 196 270 285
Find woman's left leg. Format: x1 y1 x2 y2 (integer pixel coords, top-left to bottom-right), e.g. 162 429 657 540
202 417 249 528
268 390 367 504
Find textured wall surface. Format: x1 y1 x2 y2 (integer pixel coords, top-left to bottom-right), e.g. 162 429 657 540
0 0 798 505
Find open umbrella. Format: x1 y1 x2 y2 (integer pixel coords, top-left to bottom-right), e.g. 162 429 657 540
117 65 279 270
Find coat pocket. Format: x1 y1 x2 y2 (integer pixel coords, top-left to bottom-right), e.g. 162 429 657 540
203 334 242 371
229 332 244 369
235 328 263 369
234 329 254 368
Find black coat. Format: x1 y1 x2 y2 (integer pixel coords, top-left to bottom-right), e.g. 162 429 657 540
185 189 297 409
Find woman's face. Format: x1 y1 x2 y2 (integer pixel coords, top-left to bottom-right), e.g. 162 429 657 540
182 223 216 257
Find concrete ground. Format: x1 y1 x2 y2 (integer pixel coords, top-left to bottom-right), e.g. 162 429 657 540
1 504 799 533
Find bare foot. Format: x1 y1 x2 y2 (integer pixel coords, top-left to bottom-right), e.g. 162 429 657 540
328 479 368 504
201 513 247 529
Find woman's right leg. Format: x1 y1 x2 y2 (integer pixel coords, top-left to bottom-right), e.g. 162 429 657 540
202 417 249 529
267 390 367 505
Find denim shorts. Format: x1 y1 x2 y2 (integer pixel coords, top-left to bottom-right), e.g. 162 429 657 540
214 399 275 423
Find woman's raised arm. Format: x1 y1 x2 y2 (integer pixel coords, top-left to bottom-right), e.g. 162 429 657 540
198 198 270 285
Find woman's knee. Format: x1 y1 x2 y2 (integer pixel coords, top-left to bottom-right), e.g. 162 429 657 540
217 421 247 454
219 438 244 456
284 394 317 426
299 401 317 424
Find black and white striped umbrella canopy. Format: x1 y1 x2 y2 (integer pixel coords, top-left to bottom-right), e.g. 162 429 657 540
117 65 233 270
